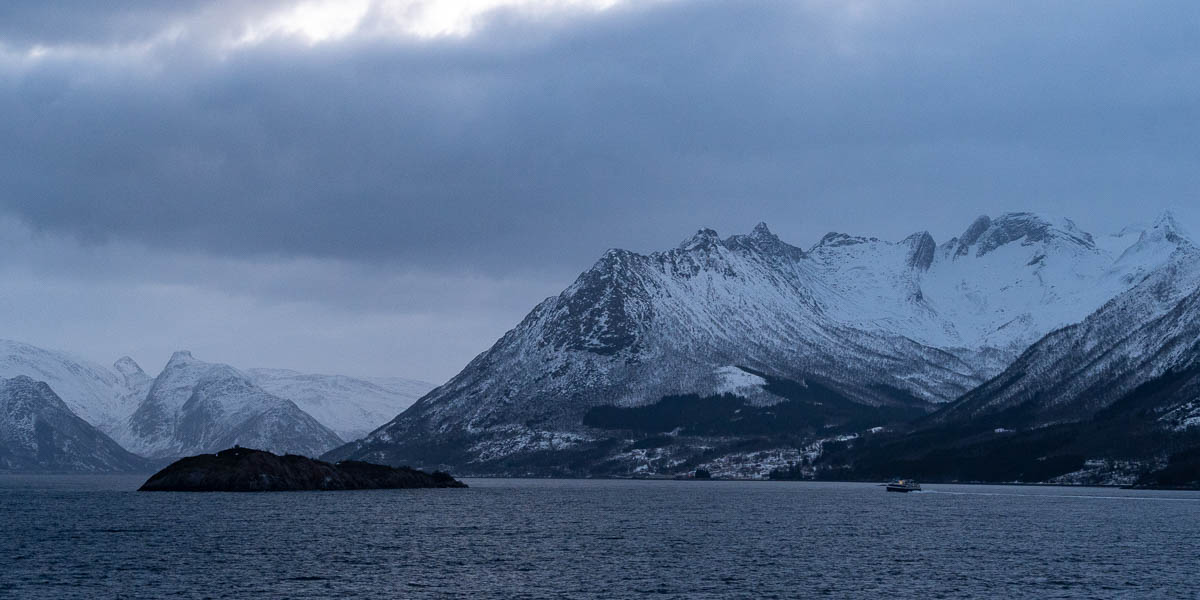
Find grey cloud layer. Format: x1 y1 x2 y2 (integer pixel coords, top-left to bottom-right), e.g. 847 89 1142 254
2 0 1197 276
1 1 1198 382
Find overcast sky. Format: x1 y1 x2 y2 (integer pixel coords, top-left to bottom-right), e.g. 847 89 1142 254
1 0 1198 381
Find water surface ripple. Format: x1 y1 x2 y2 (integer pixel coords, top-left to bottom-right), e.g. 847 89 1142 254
2 477 1197 599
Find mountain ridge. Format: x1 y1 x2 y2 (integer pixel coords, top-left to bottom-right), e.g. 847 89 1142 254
328 211 1198 476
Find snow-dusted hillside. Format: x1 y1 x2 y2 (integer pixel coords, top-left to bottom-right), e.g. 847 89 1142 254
0 376 150 472
806 213 1176 356
937 218 1200 426
121 352 342 458
0 339 147 437
819 220 1200 485
329 211 1198 475
247 369 433 441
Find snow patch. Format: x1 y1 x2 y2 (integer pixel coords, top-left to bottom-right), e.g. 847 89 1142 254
713 366 766 397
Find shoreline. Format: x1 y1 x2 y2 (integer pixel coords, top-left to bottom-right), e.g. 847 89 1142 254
5 471 1197 492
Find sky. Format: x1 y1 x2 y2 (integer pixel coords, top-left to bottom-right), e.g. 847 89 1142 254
1 0 1198 382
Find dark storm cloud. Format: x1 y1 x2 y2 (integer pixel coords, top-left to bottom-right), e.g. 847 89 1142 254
1 0 1198 277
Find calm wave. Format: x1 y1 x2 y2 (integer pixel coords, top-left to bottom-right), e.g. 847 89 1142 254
2 476 1198 599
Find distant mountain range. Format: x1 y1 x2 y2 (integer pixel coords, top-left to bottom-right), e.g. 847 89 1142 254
0 342 433 471
326 211 1200 485
5 211 1199 484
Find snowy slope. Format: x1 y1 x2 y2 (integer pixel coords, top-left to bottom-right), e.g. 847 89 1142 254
0 376 150 472
329 212 1195 474
121 352 342 458
0 339 426 454
825 221 1200 484
0 339 146 437
936 221 1200 426
807 213 1172 356
247 369 433 441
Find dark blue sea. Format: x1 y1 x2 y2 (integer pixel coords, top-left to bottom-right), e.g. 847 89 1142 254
2 476 1197 599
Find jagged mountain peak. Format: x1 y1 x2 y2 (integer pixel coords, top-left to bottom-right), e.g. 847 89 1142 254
951 212 1095 258
676 224 807 258
744 222 786 248
149 352 235 397
812 231 879 250
903 231 937 271
5 375 52 396
679 228 721 251
1149 209 1193 246
1155 208 1182 227
146 352 252 404
741 222 782 247
156 351 253 384
112 356 151 397
958 215 993 249
723 222 805 259
903 230 935 244
1109 210 1198 272
113 356 145 378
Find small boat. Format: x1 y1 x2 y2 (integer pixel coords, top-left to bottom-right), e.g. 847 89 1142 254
885 479 921 493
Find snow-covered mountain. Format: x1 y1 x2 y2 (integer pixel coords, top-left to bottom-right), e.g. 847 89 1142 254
936 215 1200 427
120 351 342 458
0 339 147 438
0 376 150 472
246 369 433 441
328 212 1197 475
816 224 1200 485
0 339 427 457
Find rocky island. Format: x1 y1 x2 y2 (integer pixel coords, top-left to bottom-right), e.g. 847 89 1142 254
138 447 467 491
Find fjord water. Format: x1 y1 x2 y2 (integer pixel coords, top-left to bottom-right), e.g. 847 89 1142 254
2 477 1197 599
